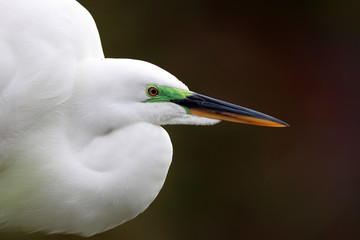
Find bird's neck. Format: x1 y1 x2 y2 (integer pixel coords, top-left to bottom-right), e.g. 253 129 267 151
1 120 173 236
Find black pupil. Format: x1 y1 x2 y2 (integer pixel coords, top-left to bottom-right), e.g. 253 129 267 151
149 88 158 96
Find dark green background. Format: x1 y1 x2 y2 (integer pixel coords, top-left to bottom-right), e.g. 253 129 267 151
3 0 360 239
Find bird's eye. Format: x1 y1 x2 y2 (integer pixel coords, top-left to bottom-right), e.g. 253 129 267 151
147 86 159 96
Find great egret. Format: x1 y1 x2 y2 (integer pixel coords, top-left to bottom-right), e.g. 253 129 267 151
0 0 288 237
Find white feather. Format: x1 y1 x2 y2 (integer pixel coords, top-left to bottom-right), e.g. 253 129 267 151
0 0 217 236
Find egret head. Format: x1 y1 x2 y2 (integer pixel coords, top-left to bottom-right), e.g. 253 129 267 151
76 58 288 128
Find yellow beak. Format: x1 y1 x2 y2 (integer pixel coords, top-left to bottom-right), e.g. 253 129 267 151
172 93 288 127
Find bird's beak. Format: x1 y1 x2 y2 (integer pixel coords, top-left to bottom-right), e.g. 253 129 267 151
171 93 289 127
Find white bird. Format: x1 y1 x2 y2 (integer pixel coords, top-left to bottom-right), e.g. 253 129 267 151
0 0 288 237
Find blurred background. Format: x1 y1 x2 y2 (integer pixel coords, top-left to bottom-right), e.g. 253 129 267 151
3 0 360 239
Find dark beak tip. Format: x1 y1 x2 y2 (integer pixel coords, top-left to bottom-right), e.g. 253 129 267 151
278 119 290 127
173 92 290 128
277 120 290 127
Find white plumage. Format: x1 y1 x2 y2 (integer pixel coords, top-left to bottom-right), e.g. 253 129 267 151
0 0 217 236
0 0 287 236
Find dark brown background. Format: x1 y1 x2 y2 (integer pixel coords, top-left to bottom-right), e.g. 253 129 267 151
3 0 360 239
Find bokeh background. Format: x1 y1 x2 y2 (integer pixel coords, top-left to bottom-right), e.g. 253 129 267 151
3 0 360 239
